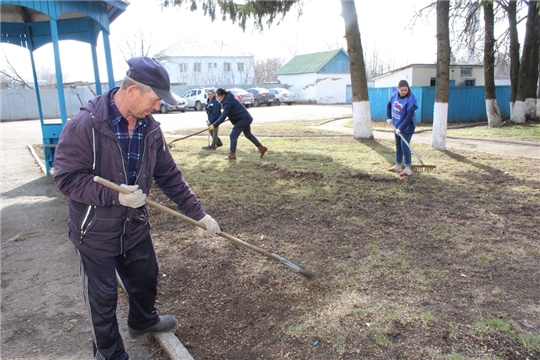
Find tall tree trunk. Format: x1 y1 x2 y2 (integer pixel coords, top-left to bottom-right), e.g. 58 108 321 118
483 1 502 128
526 14 540 120
511 0 538 123
537 47 540 119
340 0 373 139
432 0 450 150
508 0 520 108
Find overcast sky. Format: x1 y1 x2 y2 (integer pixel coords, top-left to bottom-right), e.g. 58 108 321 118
1 0 446 83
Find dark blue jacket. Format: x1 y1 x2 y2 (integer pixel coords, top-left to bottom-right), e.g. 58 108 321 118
213 91 253 126
54 89 206 258
386 90 418 134
206 97 221 125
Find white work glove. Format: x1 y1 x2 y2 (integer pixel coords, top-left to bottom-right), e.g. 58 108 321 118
394 128 401 135
386 119 392 125
118 184 146 208
197 214 220 238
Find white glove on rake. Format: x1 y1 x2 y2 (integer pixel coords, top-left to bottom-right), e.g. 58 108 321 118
197 214 221 238
118 184 146 208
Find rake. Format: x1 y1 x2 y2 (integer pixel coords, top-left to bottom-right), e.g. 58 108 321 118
396 131 436 171
94 176 316 280
167 127 209 147
167 120 229 148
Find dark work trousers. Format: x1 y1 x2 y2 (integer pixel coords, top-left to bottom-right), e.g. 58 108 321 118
229 120 261 153
77 234 160 360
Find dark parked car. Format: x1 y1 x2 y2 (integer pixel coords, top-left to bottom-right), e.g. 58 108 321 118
246 88 276 107
226 88 254 108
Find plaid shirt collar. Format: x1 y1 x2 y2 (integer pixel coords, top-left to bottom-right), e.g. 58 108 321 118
108 89 147 185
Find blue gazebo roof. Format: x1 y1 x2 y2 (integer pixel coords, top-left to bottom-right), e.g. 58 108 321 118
0 0 128 49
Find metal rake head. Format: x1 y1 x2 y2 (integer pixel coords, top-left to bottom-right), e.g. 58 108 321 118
410 165 436 172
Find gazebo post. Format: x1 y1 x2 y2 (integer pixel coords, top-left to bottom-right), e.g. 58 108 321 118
25 26 44 127
39 16 66 175
89 20 102 95
102 29 116 90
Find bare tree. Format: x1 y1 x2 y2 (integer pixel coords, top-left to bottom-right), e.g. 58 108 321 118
0 52 33 89
284 33 308 57
364 45 390 82
484 1 502 127
432 0 450 151
254 57 283 84
494 50 511 79
37 66 69 88
116 30 171 63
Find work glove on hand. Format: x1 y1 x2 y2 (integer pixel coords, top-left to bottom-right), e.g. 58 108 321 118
118 184 146 208
394 128 401 135
208 124 215 131
386 119 392 125
197 214 220 238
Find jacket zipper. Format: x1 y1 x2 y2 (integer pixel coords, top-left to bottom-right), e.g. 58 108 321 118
116 141 128 255
79 205 95 242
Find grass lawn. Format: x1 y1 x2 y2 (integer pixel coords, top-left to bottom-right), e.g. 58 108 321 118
145 120 540 359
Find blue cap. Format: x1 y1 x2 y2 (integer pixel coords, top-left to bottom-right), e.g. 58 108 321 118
126 57 178 105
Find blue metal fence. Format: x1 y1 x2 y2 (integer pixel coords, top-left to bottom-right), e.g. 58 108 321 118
367 86 511 123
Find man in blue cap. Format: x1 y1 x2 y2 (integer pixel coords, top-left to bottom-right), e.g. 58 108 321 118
202 88 223 150
54 57 221 360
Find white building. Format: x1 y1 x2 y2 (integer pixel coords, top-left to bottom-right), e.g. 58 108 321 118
163 36 255 86
276 49 351 104
372 64 485 88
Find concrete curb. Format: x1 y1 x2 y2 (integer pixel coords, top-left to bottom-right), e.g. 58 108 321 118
27 144 195 360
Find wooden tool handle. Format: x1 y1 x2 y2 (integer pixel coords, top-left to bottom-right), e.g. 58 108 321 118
93 176 277 260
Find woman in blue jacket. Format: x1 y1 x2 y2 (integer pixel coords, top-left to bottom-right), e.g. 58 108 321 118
211 88 268 160
386 80 418 176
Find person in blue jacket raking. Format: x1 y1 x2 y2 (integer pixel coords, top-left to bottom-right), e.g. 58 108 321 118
203 88 224 150
386 79 418 177
210 88 268 161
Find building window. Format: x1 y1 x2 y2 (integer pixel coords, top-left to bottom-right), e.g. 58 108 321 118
464 79 476 86
214 62 217 68
430 77 436 86
460 68 472 77
224 62 231 72
237 62 245 72
208 63 213 69
179 63 188 73
194 63 202 72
